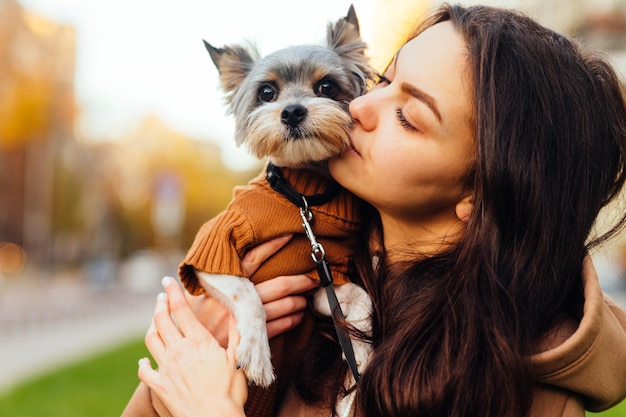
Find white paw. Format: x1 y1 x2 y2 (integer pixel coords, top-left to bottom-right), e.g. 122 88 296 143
313 283 373 373
236 326 275 387
196 271 276 387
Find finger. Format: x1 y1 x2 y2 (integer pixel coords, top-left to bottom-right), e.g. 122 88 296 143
144 321 166 363
241 234 293 277
232 369 249 406
162 276 213 338
137 357 159 388
186 293 231 347
263 294 308 322
255 274 319 304
226 316 240 367
266 312 305 339
226 317 248 404
152 291 184 344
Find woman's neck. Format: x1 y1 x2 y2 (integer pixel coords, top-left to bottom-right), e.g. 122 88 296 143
379 212 465 262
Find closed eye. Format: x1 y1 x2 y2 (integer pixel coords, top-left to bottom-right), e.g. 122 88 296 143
375 73 391 86
395 107 418 132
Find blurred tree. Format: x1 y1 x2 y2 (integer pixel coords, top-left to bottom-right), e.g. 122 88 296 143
102 116 259 258
0 75 52 147
0 0 76 268
0 0 252 268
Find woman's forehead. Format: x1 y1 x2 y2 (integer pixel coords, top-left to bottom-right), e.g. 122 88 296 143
392 22 461 68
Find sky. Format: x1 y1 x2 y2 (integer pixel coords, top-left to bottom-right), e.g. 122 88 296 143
16 0 617 169
17 0 377 169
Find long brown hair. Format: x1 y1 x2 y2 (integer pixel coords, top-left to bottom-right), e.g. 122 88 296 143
352 4 626 417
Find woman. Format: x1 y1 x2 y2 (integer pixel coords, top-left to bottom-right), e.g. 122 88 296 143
126 4 626 417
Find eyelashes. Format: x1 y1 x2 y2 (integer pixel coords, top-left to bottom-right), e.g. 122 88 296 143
395 107 418 131
375 72 391 86
375 72 419 132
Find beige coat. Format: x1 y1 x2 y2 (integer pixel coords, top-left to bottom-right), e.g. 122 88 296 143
121 257 626 417
527 256 626 415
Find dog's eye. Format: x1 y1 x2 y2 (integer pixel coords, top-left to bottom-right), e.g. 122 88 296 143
315 79 339 99
258 84 278 102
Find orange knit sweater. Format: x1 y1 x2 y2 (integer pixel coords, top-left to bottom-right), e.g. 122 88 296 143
118 165 361 417
179 164 360 293
176 163 360 417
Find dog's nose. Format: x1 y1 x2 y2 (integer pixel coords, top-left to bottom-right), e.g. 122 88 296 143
281 104 308 127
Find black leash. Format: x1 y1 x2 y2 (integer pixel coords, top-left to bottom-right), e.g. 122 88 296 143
266 163 361 382
266 163 341 207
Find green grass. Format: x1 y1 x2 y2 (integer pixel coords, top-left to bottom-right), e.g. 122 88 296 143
0 337 623 417
0 338 149 417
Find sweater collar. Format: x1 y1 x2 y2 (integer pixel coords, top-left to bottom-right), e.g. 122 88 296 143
265 162 341 209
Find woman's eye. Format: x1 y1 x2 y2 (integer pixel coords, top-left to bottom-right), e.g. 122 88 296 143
369 73 391 91
315 78 339 98
258 84 278 102
395 107 418 132
376 73 391 86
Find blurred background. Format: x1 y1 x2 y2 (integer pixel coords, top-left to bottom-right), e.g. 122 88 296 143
1 0 626 413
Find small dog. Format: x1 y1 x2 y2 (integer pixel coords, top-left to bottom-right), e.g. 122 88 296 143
179 6 374 388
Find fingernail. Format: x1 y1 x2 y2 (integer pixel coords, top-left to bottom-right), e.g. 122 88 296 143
157 292 167 302
162 276 173 287
138 357 149 367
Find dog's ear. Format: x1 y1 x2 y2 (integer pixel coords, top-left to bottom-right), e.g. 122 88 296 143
326 5 364 53
203 40 258 101
204 41 226 70
344 4 359 32
326 6 374 95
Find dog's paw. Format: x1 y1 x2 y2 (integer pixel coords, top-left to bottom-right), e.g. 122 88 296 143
195 271 276 387
236 334 275 387
230 287 275 387
313 283 373 373
313 283 372 329
352 336 373 374
232 299 274 386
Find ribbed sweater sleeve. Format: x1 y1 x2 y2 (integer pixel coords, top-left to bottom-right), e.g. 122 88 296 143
178 167 360 295
180 208 254 295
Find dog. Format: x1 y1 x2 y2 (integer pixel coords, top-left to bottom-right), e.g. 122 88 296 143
179 6 374 390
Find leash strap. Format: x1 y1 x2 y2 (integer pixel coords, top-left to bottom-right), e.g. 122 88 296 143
300 202 361 382
265 162 360 381
317 259 361 382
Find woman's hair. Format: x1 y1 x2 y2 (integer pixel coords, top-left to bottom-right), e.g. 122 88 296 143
351 3 626 417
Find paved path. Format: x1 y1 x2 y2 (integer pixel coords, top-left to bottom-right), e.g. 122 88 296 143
0 274 158 393
0 254 624 395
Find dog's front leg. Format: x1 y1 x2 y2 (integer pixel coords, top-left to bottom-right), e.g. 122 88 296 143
313 283 373 373
195 270 275 387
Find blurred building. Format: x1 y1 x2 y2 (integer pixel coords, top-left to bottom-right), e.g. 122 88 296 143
370 0 626 79
0 0 76 267
3 0 626 275
432 0 626 78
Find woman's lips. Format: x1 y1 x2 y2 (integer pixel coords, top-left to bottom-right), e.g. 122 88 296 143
346 141 361 156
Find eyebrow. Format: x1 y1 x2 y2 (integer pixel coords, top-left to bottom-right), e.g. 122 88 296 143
401 82 443 123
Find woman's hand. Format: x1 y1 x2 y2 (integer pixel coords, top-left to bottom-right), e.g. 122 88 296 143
134 235 319 416
183 291 231 348
183 234 319 346
241 234 319 338
138 276 247 417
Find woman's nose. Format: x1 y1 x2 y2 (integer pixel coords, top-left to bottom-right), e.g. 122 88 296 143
349 91 378 132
